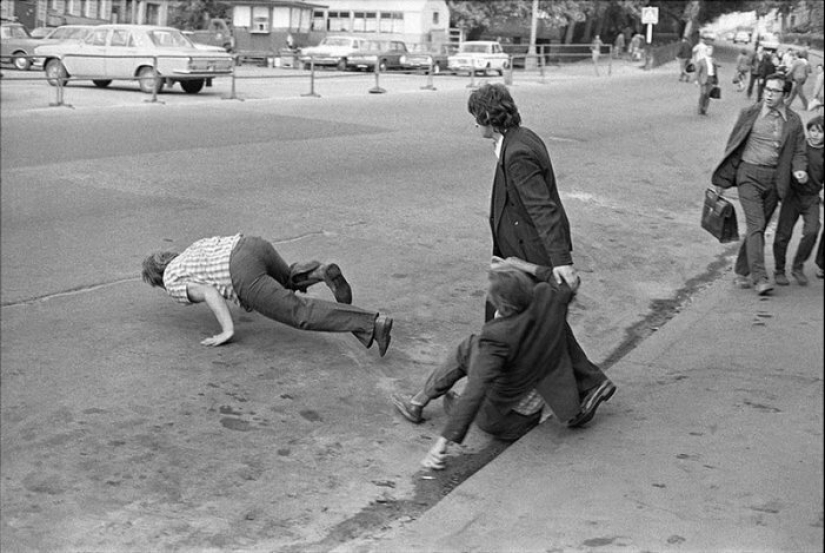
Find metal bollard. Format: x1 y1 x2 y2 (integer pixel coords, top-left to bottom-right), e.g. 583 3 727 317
302 57 320 97
369 59 386 94
467 66 476 89
48 58 73 108
540 49 546 84
222 56 242 101
420 57 436 91
143 56 163 104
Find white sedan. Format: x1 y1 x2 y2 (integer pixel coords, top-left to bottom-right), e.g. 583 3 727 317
34 24 233 94
448 41 510 76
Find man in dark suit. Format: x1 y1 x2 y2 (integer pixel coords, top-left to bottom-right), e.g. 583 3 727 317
391 259 615 470
711 73 808 295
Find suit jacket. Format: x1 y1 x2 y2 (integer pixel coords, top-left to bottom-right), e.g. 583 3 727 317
757 56 776 80
711 103 807 199
490 126 572 268
441 280 581 443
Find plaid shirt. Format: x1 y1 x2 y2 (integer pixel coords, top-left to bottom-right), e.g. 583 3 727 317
163 234 241 305
513 389 545 416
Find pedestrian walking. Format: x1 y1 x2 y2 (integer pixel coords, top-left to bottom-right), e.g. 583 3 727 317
590 34 604 76
629 32 643 62
785 50 812 110
463 82 615 417
747 45 764 100
711 74 809 295
772 116 824 286
614 32 626 60
676 37 693 82
142 234 393 353
735 48 751 92
696 45 719 116
391 258 616 470
756 49 777 102
810 63 824 111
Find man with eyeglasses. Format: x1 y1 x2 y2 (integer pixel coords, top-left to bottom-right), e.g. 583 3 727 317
711 73 808 295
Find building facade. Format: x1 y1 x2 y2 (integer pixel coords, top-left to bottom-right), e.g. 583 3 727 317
305 0 449 49
1 0 174 30
230 0 322 53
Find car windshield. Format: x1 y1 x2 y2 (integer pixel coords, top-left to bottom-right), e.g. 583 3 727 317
364 41 386 52
2 25 31 39
147 29 193 48
460 44 490 53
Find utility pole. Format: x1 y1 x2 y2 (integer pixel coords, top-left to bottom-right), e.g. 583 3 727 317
526 0 538 70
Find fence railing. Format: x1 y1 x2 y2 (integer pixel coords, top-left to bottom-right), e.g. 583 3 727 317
1 47 619 108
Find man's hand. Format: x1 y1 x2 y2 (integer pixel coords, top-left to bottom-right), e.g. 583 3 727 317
201 330 234 347
421 437 450 470
794 170 809 184
553 264 580 292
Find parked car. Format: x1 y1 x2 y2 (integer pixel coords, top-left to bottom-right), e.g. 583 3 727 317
723 31 735 41
758 32 780 52
733 30 751 44
1 21 42 70
30 26 53 39
33 24 234 94
400 43 457 74
299 35 370 71
41 24 94 42
448 40 510 76
347 39 408 72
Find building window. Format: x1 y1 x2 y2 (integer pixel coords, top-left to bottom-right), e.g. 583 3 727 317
364 11 377 32
379 12 403 33
272 6 289 29
67 0 79 16
99 0 110 21
432 11 439 26
252 6 270 33
312 10 324 31
85 0 97 19
328 11 350 32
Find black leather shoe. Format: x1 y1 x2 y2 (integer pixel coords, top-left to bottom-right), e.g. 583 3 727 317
568 380 616 428
374 316 393 357
323 263 352 304
391 393 423 423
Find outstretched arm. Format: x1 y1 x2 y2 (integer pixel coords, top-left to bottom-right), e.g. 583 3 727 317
186 283 235 346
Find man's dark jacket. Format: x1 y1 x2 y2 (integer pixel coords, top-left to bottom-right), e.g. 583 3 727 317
490 126 572 268
442 279 583 443
711 102 807 199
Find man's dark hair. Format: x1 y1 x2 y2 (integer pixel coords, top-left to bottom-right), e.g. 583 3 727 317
765 72 792 94
467 83 522 131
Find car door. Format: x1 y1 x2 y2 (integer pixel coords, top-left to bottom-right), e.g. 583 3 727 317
389 41 406 68
104 29 137 78
68 27 108 77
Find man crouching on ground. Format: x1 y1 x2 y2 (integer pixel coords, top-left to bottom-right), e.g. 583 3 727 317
391 257 616 470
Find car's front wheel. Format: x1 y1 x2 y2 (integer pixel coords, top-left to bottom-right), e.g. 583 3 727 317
44 59 68 86
180 79 205 94
337 58 347 71
378 60 388 72
12 51 31 71
137 66 164 94
92 80 112 88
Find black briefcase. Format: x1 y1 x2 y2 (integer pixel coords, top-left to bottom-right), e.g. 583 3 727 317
701 189 739 243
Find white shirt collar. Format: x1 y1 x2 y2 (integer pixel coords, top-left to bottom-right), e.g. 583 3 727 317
493 133 504 159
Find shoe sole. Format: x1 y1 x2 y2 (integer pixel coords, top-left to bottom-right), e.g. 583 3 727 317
324 264 352 304
391 394 422 424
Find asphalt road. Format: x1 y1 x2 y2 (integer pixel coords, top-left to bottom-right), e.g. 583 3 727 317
3 47 818 552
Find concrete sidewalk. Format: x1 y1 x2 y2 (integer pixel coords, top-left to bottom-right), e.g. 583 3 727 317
348 253 824 553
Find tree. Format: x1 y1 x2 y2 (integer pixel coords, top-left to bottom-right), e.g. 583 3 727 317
170 0 231 31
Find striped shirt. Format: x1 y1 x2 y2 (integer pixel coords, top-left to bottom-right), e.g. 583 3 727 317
163 234 241 305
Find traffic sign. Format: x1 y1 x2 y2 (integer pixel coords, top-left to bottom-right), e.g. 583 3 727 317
641 7 659 25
